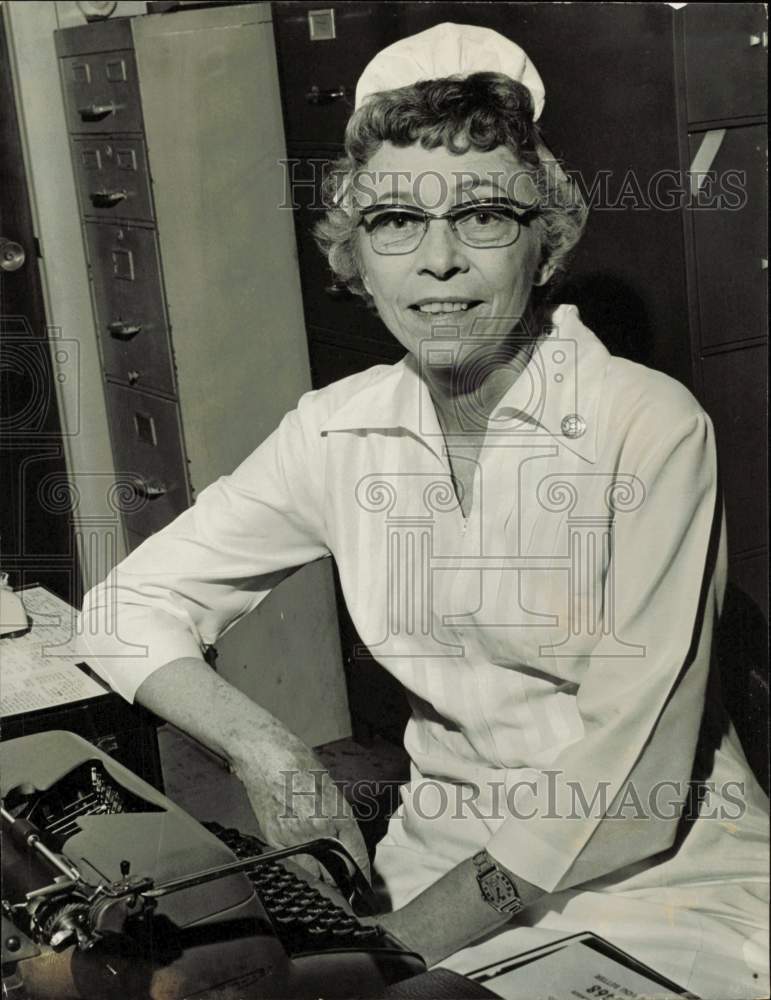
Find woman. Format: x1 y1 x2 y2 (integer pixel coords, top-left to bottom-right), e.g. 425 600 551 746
82 24 769 997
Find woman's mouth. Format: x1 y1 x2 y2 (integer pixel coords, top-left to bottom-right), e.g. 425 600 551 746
408 299 484 315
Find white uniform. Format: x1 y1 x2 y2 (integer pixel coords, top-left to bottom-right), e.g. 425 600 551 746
82 305 769 998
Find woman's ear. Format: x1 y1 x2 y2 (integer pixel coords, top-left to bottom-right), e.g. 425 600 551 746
534 261 556 287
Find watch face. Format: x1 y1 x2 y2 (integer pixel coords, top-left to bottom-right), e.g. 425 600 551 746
482 870 520 909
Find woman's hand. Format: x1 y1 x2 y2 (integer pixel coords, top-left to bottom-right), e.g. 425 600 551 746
230 728 371 884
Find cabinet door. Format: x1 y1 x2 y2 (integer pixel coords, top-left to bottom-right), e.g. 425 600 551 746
690 125 767 350
700 344 768 560
684 3 767 123
309 336 401 389
85 222 176 396
105 383 190 539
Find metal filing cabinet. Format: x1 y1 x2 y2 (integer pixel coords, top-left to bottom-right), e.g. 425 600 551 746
55 5 352 747
679 3 768 613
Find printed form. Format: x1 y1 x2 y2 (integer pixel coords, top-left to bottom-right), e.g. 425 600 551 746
0 586 105 717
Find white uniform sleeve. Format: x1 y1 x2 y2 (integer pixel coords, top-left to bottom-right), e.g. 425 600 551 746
486 409 724 891
79 394 329 702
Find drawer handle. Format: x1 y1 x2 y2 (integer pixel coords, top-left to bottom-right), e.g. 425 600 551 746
749 32 767 48
324 281 355 300
108 321 142 339
133 478 168 499
78 102 119 121
306 85 347 105
90 190 127 208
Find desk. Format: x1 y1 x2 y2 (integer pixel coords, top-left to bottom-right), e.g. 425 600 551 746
0 584 163 789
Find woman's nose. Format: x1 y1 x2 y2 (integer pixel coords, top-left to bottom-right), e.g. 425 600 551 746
415 219 470 279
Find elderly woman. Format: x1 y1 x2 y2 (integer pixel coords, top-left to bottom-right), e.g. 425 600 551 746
82 23 769 998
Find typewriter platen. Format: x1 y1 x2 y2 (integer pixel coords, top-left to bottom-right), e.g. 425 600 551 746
1 731 425 999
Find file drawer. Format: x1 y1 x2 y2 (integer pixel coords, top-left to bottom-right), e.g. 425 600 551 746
309 335 402 389
72 137 154 222
60 50 144 134
690 125 767 349
292 159 402 349
105 383 190 537
85 222 176 395
274 2 398 147
299 230 398 348
700 343 768 558
684 4 767 123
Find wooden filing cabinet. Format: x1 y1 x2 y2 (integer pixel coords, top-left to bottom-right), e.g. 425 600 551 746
55 5 352 746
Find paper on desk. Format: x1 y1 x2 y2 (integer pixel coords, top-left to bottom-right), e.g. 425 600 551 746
0 586 106 717
469 933 692 999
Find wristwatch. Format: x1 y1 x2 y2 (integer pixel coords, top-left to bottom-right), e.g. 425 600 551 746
472 849 524 915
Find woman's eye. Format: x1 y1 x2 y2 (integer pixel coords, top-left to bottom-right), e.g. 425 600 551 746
372 211 420 230
471 208 511 225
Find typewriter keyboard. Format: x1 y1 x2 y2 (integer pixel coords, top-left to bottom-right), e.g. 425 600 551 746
204 822 387 956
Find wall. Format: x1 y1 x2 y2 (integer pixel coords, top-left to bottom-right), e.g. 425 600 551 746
3 1 143 591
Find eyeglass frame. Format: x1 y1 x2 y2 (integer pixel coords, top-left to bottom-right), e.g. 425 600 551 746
356 198 540 256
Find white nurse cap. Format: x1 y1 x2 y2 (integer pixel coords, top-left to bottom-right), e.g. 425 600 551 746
335 22 567 210
355 22 546 119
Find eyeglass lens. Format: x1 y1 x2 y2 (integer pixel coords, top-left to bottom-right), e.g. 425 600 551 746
364 205 524 254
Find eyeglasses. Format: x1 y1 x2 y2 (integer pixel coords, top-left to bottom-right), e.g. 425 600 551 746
357 200 538 255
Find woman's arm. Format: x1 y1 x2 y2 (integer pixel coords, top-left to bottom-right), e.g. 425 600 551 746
372 856 544 968
482 408 723 892
136 656 370 880
81 394 370 878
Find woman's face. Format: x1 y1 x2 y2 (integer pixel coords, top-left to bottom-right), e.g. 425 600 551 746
355 142 552 370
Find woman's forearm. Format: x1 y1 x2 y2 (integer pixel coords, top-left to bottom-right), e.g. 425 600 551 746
134 656 294 769
134 657 371 878
377 857 545 968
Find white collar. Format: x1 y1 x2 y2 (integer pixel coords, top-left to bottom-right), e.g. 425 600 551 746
320 305 609 464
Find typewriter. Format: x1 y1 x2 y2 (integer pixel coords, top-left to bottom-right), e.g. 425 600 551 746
1 731 426 999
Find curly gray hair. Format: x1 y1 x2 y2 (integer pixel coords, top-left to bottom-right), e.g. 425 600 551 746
314 72 588 304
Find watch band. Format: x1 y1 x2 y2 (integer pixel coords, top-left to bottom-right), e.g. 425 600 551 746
473 849 496 878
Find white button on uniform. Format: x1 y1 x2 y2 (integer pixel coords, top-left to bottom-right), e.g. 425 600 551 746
561 413 586 439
